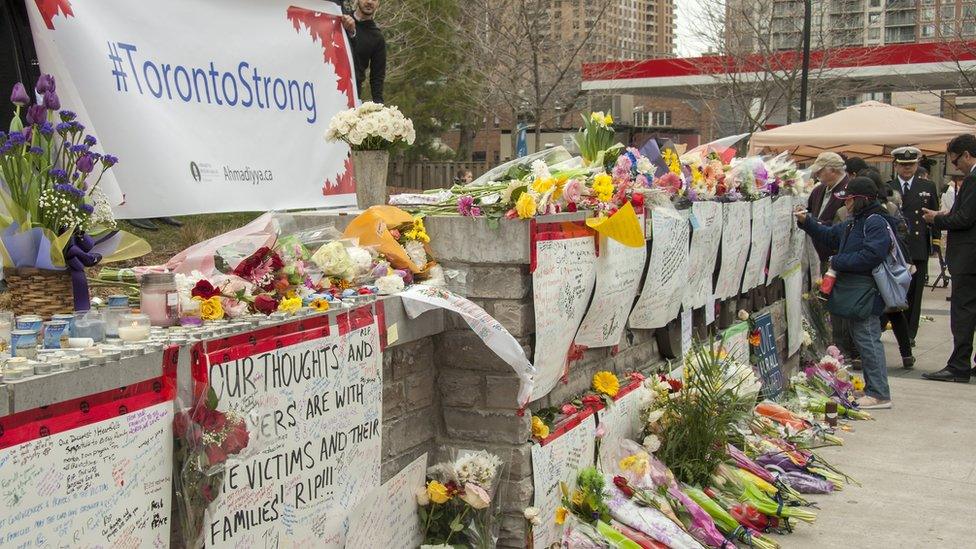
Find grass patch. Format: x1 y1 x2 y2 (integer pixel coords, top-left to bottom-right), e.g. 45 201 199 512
122 212 261 266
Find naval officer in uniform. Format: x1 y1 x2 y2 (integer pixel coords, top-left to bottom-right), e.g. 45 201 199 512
888 146 939 343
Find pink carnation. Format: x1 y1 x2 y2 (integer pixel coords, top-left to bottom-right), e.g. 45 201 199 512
563 178 582 204
655 173 683 195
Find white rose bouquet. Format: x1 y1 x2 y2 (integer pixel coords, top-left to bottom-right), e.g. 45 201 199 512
324 102 416 151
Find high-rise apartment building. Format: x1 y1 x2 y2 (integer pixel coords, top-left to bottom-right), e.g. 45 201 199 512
550 0 676 61
762 0 976 50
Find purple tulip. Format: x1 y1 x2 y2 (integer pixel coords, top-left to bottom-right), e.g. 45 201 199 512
42 90 60 111
76 154 95 174
10 82 30 106
26 104 46 126
35 74 55 94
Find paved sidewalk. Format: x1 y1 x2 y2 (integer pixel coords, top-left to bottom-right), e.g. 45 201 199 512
785 282 976 548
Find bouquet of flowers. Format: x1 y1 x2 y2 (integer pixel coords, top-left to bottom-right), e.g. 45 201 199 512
418 451 504 548
173 388 250 545
324 101 416 150
1 75 148 312
574 111 620 166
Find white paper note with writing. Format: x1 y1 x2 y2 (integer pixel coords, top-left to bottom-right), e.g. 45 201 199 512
532 236 597 401
784 261 804 357
203 320 383 547
400 285 535 406
766 196 795 282
0 401 173 547
721 322 751 366
576 217 647 348
597 385 652 464
742 197 773 291
344 453 427 549
715 201 753 299
681 307 694 360
531 415 596 548
629 208 690 329
684 201 723 309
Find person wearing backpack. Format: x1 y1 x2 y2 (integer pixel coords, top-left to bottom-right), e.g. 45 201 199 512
795 177 894 409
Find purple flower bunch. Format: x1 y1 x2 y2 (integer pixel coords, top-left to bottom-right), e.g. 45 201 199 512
2 74 119 234
457 195 482 217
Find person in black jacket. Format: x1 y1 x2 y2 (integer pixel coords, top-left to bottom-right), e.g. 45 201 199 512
346 0 386 104
922 134 976 382
796 177 894 409
887 146 939 343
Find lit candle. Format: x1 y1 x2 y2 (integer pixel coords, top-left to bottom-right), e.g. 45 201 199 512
118 322 150 342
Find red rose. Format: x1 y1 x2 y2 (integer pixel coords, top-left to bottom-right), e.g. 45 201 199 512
613 476 635 498
187 424 203 446
566 202 578 213
581 395 601 407
631 193 644 208
560 403 578 416
205 444 228 465
357 287 372 295
666 378 683 393
191 406 226 432
234 247 269 278
191 280 221 300
629 372 645 383
221 420 250 455
273 276 290 293
253 294 279 315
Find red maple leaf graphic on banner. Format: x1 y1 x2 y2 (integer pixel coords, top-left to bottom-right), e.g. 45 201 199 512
286 7 357 106
287 7 357 197
34 0 74 29
323 156 355 196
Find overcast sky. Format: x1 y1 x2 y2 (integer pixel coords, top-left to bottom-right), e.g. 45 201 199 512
675 0 712 57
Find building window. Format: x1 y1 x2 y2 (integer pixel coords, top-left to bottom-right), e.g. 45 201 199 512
921 23 936 37
869 13 881 23
869 27 882 39
651 111 672 127
921 7 935 21
963 22 976 35
941 5 957 19
940 21 955 36
870 0 881 6
472 151 487 162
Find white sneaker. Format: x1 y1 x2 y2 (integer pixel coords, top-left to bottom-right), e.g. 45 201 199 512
856 396 891 410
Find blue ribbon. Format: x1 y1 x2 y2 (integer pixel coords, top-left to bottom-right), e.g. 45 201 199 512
64 233 102 312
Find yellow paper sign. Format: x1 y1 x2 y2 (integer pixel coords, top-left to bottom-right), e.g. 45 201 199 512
585 202 644 248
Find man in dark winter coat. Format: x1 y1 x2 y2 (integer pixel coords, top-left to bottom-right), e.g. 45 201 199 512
887 146 939 342
341 0 387 104
922 134 976 383
806 152 850 265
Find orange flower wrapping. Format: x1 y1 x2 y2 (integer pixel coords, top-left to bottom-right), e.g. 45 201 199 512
341 206 434 274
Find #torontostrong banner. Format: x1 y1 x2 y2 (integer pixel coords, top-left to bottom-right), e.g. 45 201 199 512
26 0 357 218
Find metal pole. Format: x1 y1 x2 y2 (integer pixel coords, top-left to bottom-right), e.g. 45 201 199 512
799 0 812 121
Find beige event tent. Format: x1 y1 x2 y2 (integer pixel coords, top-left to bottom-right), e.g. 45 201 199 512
749 100 976 162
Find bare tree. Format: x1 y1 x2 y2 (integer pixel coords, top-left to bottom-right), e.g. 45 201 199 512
686 0 886 137
464 0 618 153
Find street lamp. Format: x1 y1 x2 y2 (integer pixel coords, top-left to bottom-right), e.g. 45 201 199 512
799 0 812 121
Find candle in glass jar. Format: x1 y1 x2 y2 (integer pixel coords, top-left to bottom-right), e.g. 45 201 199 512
140 273 180 327
118 322 150 342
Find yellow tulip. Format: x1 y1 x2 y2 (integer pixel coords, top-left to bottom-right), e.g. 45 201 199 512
516 192 537 219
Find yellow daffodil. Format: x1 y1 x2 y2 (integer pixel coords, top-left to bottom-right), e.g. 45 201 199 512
592 173 614 202
531 415 550 440
277 296 302 314
426 480 451 504
603 113 613 126
310 298 330 312
592 370 620 397
662 149 681 175
852 376 865 391
555 506 568 525
516 192 537 219
197 296 225 321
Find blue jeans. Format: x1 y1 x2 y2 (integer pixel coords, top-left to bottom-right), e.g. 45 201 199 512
849 315 890 400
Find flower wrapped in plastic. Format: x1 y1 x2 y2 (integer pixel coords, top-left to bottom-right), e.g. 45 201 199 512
173 387 252 546
418 450 505 548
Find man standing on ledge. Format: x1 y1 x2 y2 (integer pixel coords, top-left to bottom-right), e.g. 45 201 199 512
888 146 939 344
340 0 386 104
921 134 976 383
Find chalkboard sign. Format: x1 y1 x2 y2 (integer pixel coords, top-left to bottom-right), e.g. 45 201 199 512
751 312 786 400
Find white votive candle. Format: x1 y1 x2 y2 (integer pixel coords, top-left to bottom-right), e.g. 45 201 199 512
118 323 151 342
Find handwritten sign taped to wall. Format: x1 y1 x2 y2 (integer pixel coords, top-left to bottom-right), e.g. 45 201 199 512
766 196 795 282
742 197 773 291
715 201 752 299
532 234 597 401
531 413 596 549
199 310 383 547
345 453 427 549
629 208 690 329
684 201 723 310
0 375 175 547
576 214 647 348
